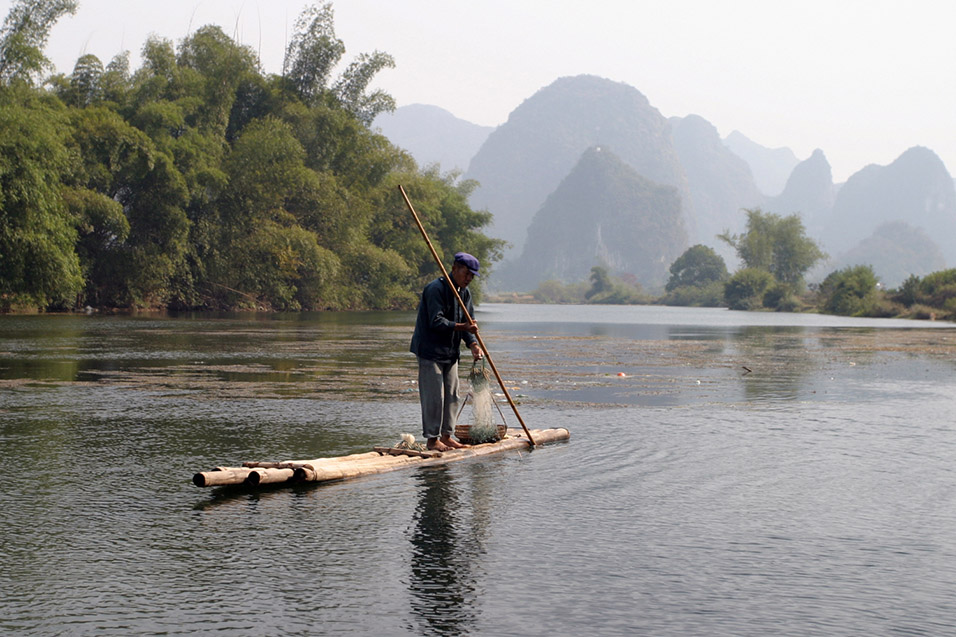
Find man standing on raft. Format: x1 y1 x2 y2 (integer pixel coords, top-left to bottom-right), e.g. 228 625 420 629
410 252 484 451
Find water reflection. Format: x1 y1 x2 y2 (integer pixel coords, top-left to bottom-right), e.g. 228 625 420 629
4 308 956 635
407 467 479 636
192 482 306 512
727 326 917 403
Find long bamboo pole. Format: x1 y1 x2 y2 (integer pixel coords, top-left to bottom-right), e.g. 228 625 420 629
399 185 536 447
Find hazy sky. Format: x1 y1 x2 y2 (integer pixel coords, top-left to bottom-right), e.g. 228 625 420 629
14 0 956 182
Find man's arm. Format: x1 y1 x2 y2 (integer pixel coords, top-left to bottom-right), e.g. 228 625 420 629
424 283 456 333
461 293 480 355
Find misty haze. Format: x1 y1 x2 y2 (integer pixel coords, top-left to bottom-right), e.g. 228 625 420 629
375 74 956 293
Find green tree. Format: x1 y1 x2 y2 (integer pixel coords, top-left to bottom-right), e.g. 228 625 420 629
177 25 260 136
283 100 399 191
892 274 921 308
282 3 394 124
61 185 128 295
129 36 186 110
221 116 317 223
376 171 503 302
724 268 775 311
0 0 77 86
531 279 588 303
586 265 613 299
761 282 800 312
0 0 499 312
818 265 879 316
227 219 339 310
66 106 190 306
62 54 104 107
583 265 646 304
100 52 131 108
209 116 340 308
719 208 825 288
120 150 190 306
888 269 956 319
0 88 82 309
225 70 276 142
661 281 726 307
332 51 396 125
283 3 345 103
51 50 133 112
339 242 413 309
917 268 956 309
665 244 728 291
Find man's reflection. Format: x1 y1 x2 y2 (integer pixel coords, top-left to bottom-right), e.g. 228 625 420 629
407 466 478 635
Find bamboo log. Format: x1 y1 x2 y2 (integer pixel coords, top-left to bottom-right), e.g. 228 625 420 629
242 452 383 468
244 467 295 486
373 447 444 458
242 461 297 469
193 467 255 487
293 464 316 482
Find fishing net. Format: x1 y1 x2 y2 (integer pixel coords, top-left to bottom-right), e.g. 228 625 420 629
459 359 503 444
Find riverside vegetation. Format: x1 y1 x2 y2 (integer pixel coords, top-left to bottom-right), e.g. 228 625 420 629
0 1 502 312
524 209 956 322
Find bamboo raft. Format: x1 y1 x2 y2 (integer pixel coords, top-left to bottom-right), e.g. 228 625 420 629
192 427 570 488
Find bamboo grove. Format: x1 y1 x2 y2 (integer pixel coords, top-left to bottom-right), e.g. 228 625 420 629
0 1 503 312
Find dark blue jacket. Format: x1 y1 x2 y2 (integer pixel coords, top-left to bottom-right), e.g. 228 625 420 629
409 276 477 364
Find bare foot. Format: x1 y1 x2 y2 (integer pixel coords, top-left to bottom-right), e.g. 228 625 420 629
426 438 450 452
440 435 470 449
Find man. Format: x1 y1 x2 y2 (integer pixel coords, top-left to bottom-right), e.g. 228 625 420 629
410 252 484 451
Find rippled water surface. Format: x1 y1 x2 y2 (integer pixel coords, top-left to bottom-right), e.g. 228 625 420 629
3 305 956 635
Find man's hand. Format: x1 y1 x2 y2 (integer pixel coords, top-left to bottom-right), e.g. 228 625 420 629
456 321 479 334
470 342 484 360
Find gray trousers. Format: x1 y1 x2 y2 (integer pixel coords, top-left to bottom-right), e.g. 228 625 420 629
417 357 460 439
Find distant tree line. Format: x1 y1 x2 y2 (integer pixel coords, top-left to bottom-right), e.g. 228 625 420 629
532 266 651 305
527 207 956 322
0 1 502 312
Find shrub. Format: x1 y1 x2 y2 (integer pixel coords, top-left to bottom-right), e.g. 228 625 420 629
666 245 729 291
762 284 791 310
919 268 956 298
818 265 879 316
531 279 588 303
661 281 726 307
867 298 904 318
927 282 956 309
892 274 921 307
903 304 939 320
724 268 774 310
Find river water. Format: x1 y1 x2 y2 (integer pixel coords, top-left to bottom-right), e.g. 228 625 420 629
2 304 956 636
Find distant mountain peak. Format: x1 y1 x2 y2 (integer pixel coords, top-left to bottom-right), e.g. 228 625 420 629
677 113 719 134
824 146 956 262
496 145 687 291
770 149 835 233
784 149 833 189
723 131 800 197
670 114 763 253
828 220 946 288
373 105 493 173
465 74 689 263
